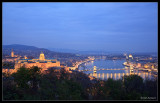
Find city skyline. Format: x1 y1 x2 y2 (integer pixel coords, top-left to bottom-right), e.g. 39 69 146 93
2 2 158 53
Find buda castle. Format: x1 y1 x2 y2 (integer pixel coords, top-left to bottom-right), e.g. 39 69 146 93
3 50 63 74
14 52 61 72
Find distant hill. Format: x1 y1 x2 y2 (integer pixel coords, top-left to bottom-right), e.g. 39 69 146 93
47 48 126 55
3 44 40 50
2 44 77 59
47 48 157 57
3 44 156 58
47 48 80 53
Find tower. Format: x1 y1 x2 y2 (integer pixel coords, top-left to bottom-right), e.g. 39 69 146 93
130 64 134 74
124 53 129 64
93 66 97 73
24 55 27 59
39 52 45 61
11 49 14 57
124 53 128 59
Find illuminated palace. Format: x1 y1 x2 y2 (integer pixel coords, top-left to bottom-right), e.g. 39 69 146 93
14 52 61 72
3 50 71 74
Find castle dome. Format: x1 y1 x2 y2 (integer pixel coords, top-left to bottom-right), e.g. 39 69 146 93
39 52 45 60
129 54 133 58
129 54 133 59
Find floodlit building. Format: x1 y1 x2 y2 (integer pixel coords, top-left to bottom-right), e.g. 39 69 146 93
2 49 21 62
14 52 60 72
11 49 14 57
129 54 133 59
137 63 141 68
39 52 45 60
3 51 72 74
128 54 133 62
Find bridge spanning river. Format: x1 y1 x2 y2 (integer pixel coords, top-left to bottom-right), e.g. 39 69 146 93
89 72 154 80
78 66 156 80
78 68 129 72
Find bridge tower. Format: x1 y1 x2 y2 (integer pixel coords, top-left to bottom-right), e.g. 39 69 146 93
129 64 134 75
93 66 97 73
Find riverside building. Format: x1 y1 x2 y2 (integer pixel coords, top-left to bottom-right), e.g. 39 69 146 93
3 51 61 74
14 52 60 72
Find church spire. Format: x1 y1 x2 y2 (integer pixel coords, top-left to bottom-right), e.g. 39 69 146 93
11 48 14 57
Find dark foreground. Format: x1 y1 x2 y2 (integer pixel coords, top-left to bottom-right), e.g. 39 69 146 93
2 66 157 101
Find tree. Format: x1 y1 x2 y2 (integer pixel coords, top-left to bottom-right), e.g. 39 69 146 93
29 66 42 92
123 75 144 100
3 74 20 100
143 79 157 99
123 75 143 93
12 67 30 89
99 78 125 100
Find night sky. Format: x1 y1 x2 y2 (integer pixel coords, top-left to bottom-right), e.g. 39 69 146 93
2 2 158 53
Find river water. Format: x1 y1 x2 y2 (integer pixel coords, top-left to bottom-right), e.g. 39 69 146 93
78 59 128 74
78 59 154 80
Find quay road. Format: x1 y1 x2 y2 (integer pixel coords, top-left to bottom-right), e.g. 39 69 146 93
73 59 95 70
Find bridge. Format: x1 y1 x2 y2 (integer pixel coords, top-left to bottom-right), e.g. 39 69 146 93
78 66 130 72
135 67 152 72
79 68 129 72
89 72 154 80
78 66 156 80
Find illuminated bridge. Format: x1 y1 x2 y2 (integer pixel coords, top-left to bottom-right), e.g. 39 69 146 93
89 72 153 80
78 66 156 80
78 67 129 72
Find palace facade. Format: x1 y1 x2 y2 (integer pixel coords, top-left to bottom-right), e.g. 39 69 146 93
3 51 62 74
14 52 61 72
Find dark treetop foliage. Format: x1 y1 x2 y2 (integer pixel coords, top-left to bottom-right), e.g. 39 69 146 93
3 66 157 100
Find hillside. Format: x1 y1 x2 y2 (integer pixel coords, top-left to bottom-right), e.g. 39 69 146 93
2 44 77 59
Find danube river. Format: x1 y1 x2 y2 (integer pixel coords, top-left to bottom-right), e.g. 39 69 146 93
78 59 128 74
78 59 153 80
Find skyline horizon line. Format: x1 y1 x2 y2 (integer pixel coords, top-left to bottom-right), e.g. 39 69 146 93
2 44 158 54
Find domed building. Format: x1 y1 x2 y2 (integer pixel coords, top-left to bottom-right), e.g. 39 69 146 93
14 52 61 73
39 52 45 60
2 49 21 62
129 54 133 59
128 54 134 62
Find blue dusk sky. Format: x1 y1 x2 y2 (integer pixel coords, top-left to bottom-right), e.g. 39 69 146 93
2 2 158 53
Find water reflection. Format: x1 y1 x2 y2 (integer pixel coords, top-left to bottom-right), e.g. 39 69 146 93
90 72 153 80
79 59 156 80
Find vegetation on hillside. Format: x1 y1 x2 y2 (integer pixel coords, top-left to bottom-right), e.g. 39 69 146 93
2 66 157 100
